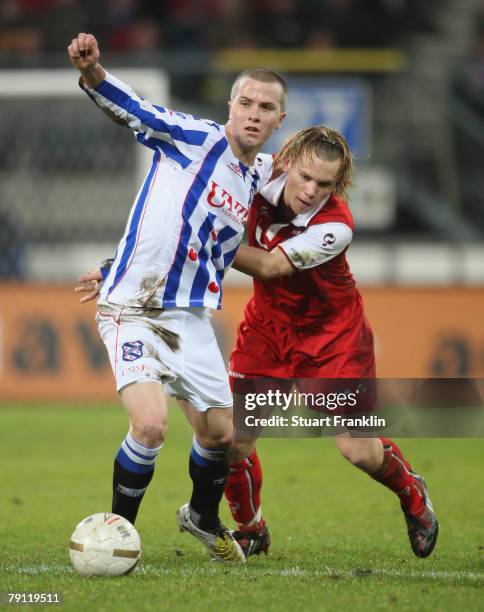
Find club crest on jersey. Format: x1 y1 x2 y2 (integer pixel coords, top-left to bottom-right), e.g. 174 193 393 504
207 180 249 224
122 341 144 361
322 233 336 247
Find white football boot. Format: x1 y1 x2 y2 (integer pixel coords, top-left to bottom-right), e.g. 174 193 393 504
176 503 245 563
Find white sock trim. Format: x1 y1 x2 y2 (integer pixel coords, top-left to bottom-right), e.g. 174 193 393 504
192 436 228 462
126 431 163 457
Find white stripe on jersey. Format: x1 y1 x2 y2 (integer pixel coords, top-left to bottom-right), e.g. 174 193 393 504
82 72 273 309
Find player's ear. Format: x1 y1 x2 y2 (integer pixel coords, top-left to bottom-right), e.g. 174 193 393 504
275 111 286 130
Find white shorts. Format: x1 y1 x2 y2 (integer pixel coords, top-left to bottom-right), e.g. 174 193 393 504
97 304 232 412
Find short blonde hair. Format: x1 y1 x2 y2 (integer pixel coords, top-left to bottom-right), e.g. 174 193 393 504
231 67 288 111
274 126 353 199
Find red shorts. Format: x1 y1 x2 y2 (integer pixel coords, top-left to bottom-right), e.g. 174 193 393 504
229 302 376 380
230 304 377 429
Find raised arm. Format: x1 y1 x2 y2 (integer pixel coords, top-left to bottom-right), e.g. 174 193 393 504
67 33 212 160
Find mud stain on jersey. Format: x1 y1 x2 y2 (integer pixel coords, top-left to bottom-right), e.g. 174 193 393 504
288 248 320 268
135 275 167 309
136 277 180 351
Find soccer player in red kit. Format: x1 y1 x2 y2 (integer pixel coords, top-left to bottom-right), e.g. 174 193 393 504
226 126 439 559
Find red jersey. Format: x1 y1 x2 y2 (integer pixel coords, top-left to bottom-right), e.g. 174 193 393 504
230 174 375 379
247 188 359 328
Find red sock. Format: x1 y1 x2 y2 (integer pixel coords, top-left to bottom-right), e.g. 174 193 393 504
372 438 424 514
225 450 263 530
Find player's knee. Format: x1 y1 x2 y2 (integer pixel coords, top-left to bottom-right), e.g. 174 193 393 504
132 420 167 448
201 429 233 450
229 438 256 463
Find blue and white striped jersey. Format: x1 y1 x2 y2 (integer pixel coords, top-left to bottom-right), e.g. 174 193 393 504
81 72 273 309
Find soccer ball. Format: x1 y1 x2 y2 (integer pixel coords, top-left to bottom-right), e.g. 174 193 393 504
69 513 141 576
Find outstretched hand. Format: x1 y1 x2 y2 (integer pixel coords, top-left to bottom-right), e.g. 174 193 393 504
75 268 103 304
67 32 100 71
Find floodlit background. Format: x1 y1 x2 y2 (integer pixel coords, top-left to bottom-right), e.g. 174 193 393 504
0 0 483 401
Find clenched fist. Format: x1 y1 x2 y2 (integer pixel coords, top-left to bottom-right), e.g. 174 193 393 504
67 33 100 69
67 33 105 88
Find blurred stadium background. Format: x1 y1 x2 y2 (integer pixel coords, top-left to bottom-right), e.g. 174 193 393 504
1 0 484 402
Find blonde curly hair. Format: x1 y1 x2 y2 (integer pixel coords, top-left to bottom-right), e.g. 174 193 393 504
274 126 353 199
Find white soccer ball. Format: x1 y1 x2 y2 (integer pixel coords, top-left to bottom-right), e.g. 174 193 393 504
69 513 141 577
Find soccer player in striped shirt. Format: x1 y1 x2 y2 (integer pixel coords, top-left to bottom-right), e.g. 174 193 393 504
68 32 286 563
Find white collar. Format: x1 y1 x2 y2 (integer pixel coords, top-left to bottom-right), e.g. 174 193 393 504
259 173 331 227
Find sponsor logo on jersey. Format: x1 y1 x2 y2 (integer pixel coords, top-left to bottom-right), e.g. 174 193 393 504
122 340 144 361
228 162 243 178
207 180 249 224
322 233 336 246
203 120 220 130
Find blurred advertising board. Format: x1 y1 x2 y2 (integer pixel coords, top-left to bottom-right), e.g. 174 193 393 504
0 284 116 403
0 284 483 403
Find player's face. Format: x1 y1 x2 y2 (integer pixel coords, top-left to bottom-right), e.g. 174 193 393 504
227 77 286 157
283 155 342 218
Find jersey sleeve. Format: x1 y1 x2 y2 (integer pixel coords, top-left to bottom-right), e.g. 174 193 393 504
278 222 353 270
80 71 218 167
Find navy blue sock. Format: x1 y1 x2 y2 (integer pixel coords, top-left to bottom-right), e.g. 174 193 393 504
112 432 162 524
189 438 229 531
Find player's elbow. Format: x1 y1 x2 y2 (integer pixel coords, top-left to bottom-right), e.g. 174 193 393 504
257 259 292 281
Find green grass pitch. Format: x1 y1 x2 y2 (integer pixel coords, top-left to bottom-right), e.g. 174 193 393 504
1 405 482 611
